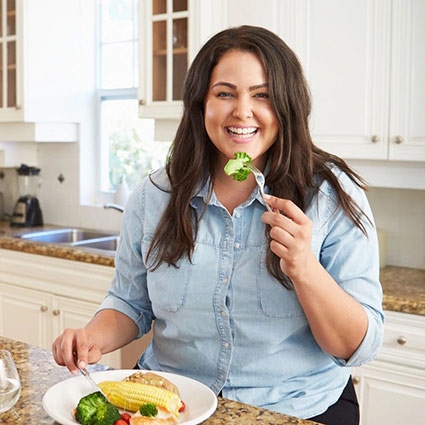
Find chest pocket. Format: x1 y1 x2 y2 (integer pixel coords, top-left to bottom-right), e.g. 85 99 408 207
257 245 305 318
141 240 191 313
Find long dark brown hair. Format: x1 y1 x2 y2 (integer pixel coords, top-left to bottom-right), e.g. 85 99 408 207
147 25 369 289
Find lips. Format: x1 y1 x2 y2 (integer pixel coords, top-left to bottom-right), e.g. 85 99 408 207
226 126 258 138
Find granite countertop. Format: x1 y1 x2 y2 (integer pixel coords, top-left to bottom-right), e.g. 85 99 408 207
0 336 319 425
0 221 115 267
0 221 424 316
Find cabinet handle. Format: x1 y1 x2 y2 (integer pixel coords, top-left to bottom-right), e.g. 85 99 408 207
40 305 48 312
52 309 60 316
352 376 360 385
371 135 380 143
397 336 407 345
394 136 404 144
139 99 146 106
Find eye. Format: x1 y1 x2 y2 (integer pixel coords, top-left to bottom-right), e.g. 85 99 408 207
254 92 269 99
217 91 233 98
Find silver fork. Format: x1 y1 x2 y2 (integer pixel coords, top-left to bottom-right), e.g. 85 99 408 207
246 163 272 212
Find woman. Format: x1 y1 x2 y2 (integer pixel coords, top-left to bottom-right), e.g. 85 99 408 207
53 26 384 424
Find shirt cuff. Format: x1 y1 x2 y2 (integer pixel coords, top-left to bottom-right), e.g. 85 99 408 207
96 295 152 339
331 306 384 367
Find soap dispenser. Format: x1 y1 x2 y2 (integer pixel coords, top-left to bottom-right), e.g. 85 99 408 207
114 175 130 207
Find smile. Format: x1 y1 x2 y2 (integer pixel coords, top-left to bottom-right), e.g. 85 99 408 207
226 126 258 138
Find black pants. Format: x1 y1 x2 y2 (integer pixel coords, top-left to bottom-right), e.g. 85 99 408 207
217 376 359 425
307 376 359 425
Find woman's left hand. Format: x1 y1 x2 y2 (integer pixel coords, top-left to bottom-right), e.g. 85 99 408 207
261 195 317 284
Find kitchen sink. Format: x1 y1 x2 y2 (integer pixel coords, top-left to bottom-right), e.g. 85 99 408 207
73 236 119 251
12 228 119 253
16 228 114 243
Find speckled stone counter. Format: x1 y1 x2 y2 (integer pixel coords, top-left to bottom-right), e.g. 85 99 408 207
1 221 424 316
0 336 320 425
380 266 425 316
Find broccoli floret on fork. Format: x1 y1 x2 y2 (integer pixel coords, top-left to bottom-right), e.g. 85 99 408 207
224 152 253 181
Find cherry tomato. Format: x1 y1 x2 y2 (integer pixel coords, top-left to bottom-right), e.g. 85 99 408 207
73 407 77 416
114 420 127 425
179 400 186 412
120 412 131 423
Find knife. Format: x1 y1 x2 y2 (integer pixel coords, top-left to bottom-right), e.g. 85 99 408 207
73 351 109 401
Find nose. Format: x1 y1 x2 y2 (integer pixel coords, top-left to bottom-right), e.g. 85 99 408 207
232 95 253 119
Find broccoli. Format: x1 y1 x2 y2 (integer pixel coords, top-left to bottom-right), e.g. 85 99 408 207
75 391 120 425
139 403 158 417
92 402 121 425
75 391 108 425
224 151 253 181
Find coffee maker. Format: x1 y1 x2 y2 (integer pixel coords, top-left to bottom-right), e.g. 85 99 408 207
11 164 43 227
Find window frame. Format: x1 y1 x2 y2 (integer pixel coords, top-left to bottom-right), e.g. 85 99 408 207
95 0 139 199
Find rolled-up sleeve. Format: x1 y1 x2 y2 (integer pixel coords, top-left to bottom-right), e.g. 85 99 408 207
97 180 154 338
319 170 385 367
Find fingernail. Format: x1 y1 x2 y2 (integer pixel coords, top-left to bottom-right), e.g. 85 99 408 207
264 194 271 199
78 360 86 369
72 369 79 375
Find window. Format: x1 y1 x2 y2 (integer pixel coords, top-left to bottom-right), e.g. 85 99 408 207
97 0 170 193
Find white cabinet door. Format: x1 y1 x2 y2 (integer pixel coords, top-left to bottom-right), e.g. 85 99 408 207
389 0 425 161
52 295 121 369
278 0 425 163
0 0 81 152
296 0 391 160
352 311 425 425
353 362 425 425
0 282 51 348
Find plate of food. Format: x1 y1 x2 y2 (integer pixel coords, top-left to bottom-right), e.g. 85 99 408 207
42 369 217 425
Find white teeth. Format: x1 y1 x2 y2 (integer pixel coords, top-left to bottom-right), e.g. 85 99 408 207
227 126 257 136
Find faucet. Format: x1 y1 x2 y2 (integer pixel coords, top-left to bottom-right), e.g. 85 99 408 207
104 203 124 213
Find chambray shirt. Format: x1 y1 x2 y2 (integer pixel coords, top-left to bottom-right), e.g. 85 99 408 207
98 165 384 419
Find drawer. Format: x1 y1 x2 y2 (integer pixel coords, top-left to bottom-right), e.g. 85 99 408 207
378 311 425 369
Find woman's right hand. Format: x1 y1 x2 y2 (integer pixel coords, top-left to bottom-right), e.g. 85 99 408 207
52 327 102 375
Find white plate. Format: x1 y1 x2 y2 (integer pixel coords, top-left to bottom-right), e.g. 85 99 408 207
42 369 217 425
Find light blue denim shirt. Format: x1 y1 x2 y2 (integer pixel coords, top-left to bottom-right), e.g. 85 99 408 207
98 165 384 419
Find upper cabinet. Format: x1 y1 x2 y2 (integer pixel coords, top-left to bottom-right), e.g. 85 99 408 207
0 0 19 117
389 0 425 161
0 0 83 141
278 0 425 162
138 0 227 121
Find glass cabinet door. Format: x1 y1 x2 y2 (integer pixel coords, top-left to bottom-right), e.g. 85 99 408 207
0 0 17 109
151 0 188 102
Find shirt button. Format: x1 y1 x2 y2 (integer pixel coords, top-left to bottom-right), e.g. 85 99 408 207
234 242 240 249
222 277 228 284
235 212 241 218
221 311 226 317
223 342 229 348
220 374 225 380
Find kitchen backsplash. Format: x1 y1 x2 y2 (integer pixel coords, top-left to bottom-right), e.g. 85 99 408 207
0 167 19 217
1 160 424 270
366 188 425 269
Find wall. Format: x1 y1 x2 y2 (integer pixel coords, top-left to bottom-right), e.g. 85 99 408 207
367 188 425 269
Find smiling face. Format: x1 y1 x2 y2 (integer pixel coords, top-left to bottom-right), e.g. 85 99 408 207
204 49 279 174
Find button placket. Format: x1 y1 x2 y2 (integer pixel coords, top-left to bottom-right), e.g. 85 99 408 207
213 211 234 392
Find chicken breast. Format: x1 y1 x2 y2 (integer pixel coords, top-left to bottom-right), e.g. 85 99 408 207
123 371 180 397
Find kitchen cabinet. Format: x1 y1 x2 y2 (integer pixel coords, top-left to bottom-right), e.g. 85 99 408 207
352 311 425 425
138 0 227 121
0 0 18 113
0 248 120 369
278 0 425 162
0 0 80 140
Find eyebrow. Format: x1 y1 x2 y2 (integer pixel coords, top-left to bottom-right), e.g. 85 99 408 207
212 82 268 91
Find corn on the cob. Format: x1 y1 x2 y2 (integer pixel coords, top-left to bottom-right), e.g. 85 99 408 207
98 380 182 416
